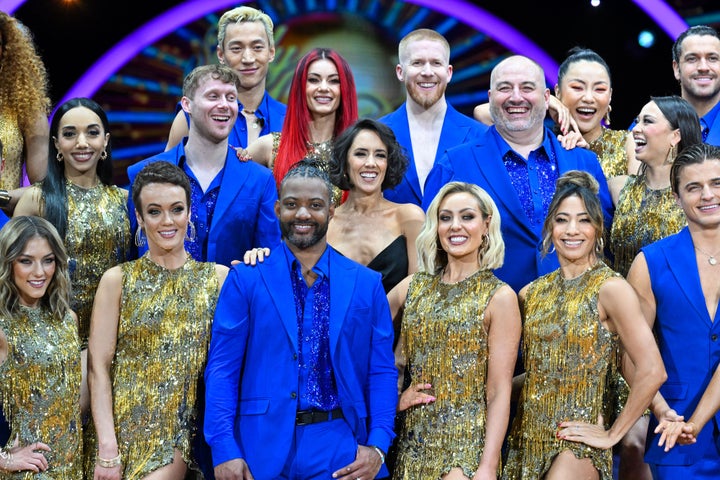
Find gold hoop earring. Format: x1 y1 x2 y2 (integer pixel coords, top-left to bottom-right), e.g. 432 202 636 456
603 105 612 126
666 144 678 164
56 152 63 162
595 236 605 254
100 150 108 160
185 221 197 242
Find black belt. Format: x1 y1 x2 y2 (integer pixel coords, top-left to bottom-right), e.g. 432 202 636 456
295 408 344 426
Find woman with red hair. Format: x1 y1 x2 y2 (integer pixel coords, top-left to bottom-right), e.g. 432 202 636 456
244 48 358 197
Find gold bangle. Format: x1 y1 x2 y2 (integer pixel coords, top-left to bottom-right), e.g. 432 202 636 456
0 447 12 471
96 452 122 468
0 190 10 208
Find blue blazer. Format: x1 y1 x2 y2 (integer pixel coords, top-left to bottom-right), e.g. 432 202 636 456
422 126 613 292
204 244 397 479
643 227 720 466
705 101 720 147
380 102 487 206
178 91 286 149
127 142 280 266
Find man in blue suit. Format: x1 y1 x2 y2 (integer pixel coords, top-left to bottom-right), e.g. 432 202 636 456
205 162 397 480
423 55 613 293
128 64 280 267
380 29 486 207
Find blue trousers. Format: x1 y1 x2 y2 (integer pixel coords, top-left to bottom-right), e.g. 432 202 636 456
280 418 358 479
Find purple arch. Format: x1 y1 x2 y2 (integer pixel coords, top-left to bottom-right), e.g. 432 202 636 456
0 0 26 14
57 0 691 103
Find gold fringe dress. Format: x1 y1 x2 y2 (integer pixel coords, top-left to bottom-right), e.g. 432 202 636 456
0 108 26 190
609 174 686 277
502 263 619 480
64 182 131 347
394 270 505 480
587 128 629 179
90 255 219 479
0 307 82 479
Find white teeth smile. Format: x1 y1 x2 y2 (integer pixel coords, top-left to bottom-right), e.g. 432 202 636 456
418 83 435 88
212 115 230 121
449 235 467 243
577 108 596 114
315 97 333 103
507 107 527 114
563 240 582 246
159 230 176 238
360 172 377 179
73 152 93 161
633 138 647 146
29 280 45 287
699 205 719 211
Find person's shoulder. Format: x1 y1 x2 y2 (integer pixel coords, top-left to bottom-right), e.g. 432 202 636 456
265 93 287 112
128 147 179 177
378 103 406 124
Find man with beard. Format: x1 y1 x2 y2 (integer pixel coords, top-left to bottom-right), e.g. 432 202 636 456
165 6 286 150
380 29 486 207
423 55 612 293
672 25 720 146
204 160 397 480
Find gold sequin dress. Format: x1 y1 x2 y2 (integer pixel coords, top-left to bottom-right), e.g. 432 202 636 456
609 174 686 277
270 132 342 205
0 107 26 190
94 255 219 479
588 128 629 179
394 270 505 480
64 181 131 347
502 263 619 480
0 307 82 479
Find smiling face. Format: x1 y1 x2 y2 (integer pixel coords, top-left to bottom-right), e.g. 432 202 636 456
556 60 612 141
276 176 333 252
551 194 598 265
397 38 452 109
437 191 490 263
489 56 550 137
631 101 680 166
182 76 239 143
345 129 388 194
305 59 341 118
136 183 190 254
13 236 56 308
675 158 720 230
217 20 275 91
53 106 109 179
673 34 720 106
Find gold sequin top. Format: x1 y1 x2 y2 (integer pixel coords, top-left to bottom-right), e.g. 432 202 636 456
587 128 629 179
0 306 82 479
395 269 505 480
503 263 618 480
0 107 26 190
64 181 131 347
609 175 686 277
271 132 342 205
106 255 219 479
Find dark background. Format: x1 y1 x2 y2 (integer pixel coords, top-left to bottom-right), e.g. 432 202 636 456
11 0 716 131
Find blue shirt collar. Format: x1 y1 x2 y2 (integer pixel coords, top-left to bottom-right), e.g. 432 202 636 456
489 125 551 159
281 241 330 279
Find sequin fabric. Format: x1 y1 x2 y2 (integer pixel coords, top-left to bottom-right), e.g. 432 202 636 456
87 255 219 479
65 182 131 347
609 175 685 278
588 128 629 179
394 269 505 480
271 132 342 205
503 263 618 480
502 147 558 224
0 108 25 190
0 306 82 479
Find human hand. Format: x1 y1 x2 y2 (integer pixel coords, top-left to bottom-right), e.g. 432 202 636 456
548 96 572 135
242 247 270 266
398 383 436 412
472 462 498 480
332 445 382 480
93 462 121 480
655 420 698 451
557 415 615 450
556 130 588 150
2 438 50 473
215 458 254 480
232 147 252 162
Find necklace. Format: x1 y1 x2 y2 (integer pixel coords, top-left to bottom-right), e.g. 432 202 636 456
694 245 720 266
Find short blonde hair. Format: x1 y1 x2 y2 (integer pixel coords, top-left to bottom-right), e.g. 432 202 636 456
217 6 275 50
417 182 504 274
398 28 450 65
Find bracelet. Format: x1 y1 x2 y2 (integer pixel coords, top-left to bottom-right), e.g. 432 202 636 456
0 190 10 208
0 447 12 471
369 445 385 464
96 452 122 468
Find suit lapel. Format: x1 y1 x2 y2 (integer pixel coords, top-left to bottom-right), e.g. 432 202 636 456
212 148 250 229
328 249 355 354
260 248 299 352
392 106 423 202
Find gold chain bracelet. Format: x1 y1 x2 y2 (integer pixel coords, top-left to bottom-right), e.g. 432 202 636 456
96 452 122 468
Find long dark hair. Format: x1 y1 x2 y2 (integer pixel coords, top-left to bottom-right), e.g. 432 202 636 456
42 98 113 239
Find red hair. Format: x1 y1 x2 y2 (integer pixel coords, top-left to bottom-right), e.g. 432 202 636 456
273 48 358 186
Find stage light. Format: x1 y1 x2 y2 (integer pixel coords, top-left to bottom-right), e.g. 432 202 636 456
638 30 655 48
591 0 600 7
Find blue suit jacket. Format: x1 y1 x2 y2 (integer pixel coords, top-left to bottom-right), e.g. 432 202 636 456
423 126 613 292
643 227 720 466
704 100 720 147
127 142 280 266
204 244 397 479
178 91 286 149
380 102 487 206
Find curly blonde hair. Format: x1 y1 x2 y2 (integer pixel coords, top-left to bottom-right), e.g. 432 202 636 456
0 12 50 129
